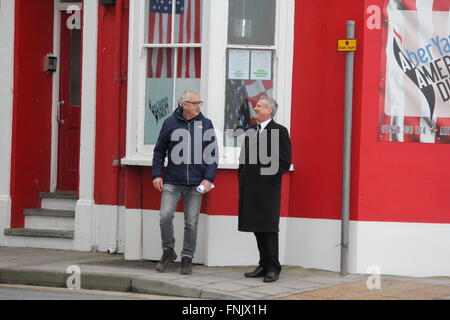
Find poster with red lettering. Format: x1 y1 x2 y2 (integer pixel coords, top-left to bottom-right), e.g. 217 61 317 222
379 0 450 143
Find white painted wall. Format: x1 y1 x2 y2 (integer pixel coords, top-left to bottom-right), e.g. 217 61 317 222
142 210 208 264
92 205 125 254
122 212 450 277
124 208 143 260
0 0 15 245
284 218 342 272
121 209 341 271
138 211 288 267
349 221 450 277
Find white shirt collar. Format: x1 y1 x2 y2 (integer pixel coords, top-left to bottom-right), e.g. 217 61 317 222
257 118 272 131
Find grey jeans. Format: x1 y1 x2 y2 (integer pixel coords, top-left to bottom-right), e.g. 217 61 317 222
159 184 203 259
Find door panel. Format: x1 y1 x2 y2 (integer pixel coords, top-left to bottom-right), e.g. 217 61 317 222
57 11 82 192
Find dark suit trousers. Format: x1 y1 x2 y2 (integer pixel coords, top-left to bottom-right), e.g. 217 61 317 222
254 232 281 274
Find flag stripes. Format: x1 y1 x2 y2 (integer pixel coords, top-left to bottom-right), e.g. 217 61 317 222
147 0 201 79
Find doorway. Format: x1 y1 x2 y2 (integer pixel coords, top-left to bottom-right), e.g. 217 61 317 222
54 2 82 193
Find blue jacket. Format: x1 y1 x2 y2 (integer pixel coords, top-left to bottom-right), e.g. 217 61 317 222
152 107 219 185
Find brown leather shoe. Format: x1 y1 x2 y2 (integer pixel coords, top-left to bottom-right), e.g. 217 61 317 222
244 266 265 278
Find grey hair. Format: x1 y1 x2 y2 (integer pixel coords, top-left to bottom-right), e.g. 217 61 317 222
260 96 278 118
178 90 200 105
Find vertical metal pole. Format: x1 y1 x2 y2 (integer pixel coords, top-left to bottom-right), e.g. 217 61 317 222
340 21 355 276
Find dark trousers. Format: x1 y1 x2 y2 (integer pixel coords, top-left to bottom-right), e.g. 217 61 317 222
254 232 281 274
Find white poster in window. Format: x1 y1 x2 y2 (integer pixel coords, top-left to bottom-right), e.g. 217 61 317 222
250 50 272 80
228 49 250 80
145 79 174 145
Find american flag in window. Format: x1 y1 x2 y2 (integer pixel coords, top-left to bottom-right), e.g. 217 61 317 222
147 0 202 79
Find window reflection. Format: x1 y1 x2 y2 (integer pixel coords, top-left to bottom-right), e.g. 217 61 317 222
69 29 81 107
228 0 276 46
145 47 201 145
224 79 273 147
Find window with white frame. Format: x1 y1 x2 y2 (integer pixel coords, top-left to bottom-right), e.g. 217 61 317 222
224 0 276 148
144 0 202 145
124 0 294 166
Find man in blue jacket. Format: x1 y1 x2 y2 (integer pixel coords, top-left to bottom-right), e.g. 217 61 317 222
152 90 218 275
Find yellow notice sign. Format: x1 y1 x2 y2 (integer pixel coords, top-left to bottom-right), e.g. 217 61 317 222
338 39 357 52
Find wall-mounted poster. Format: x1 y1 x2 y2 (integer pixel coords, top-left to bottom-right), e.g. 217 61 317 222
250 50 272 80
228 49 250 80
379 0 450 143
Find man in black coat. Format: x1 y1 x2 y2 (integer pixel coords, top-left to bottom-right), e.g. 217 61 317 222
238 96 292 283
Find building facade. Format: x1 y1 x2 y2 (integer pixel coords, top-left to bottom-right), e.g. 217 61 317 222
1 0 450 277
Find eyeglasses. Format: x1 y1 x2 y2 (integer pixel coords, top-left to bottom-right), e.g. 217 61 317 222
185 101 204 106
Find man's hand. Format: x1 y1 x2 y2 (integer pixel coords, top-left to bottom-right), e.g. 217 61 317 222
200 180 212 194
153 178 164 192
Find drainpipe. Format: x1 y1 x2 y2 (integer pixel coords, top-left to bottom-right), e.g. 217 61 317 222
340 21 355 276
108 0 124 254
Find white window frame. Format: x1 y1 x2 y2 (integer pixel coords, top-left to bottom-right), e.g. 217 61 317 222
123 0 295 168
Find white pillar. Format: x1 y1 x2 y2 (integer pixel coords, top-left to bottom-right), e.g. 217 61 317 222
73 0 98 251
0 0 15 245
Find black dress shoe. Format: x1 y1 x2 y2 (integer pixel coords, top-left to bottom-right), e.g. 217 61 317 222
263 271 279 283
244 266 265 278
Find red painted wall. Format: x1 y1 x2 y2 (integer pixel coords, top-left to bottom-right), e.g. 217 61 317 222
94 1 129 207
10 0 54 228
355 0 450 223
97 0 366 220
96 0 450 225
289 0 366 220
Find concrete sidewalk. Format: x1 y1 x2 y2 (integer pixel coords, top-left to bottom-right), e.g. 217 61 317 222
1 247 450 300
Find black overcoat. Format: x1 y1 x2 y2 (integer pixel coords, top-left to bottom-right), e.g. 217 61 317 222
238 120 292 232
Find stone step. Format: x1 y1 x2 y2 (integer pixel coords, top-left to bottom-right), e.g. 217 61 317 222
24 209 75 231
24 208 75 218
4 228 74 239
40 192 77 211
2 229 74 250
40 192 78 200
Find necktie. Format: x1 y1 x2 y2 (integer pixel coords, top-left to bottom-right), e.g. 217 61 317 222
257 123 262 135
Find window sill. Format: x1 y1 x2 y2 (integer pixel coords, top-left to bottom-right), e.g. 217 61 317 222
120 157 239 169
120 157 294 171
